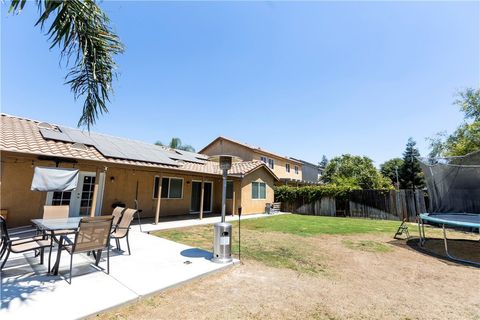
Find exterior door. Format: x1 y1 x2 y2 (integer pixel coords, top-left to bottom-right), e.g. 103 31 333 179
46 172 97 217
190 181 213 213
71 173 97 216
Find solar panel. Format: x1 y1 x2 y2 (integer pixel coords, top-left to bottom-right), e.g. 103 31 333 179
160 149 206 164
39 125 209 166
39 128 73 143
60 127 96 145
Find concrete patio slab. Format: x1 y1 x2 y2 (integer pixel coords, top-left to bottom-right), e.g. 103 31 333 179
1 231 236 320
132 211 289 233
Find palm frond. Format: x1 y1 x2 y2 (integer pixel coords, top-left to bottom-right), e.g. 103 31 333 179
10 0 124 129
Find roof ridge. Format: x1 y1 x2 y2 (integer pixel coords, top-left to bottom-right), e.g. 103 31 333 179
1 113 43 124
205 136 302 164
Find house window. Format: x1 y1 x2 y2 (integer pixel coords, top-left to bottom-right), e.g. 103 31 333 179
153 177 160 198
252 182 266 199
51 191 72 205
286 163 290 173
295 166 299 174
268 158 274 169
226 181 234 199
153 177 183 199
260 156 267 163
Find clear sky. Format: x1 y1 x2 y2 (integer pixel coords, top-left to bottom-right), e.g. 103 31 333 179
2 1 479 166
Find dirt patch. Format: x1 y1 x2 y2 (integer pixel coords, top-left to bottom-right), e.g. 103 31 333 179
93 232 480 320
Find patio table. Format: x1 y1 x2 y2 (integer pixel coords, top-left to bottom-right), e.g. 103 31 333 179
31 217 82 275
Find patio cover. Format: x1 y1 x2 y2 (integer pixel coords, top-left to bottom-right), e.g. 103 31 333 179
31 167 79 192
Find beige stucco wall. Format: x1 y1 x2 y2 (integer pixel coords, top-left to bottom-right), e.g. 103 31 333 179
0 153 103 227
0 152 257 227
202 138 303 182
251 151 302 181
201 139 254 161
240 167 275 214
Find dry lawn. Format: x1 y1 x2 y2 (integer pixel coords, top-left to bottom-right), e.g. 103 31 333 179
93 216 480 320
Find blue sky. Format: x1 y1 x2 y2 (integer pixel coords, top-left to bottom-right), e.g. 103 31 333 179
2 1 479 166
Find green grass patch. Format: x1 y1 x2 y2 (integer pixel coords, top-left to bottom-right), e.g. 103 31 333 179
154 214 401 274
342 240 392 253
238 214 400 236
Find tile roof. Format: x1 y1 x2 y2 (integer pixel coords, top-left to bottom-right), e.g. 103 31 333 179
0 114 277 179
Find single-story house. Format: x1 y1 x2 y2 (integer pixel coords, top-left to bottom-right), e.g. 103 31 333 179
0 114 278 227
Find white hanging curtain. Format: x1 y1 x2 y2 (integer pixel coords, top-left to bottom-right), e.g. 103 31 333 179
31 167 79 192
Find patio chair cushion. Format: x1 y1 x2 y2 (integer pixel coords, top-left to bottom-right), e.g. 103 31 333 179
11 235 45 245
11 239 50 253
111 207 125 228
111 208 137 239
51 229 76 236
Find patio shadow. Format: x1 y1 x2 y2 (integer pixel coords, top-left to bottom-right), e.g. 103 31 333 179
1 273 54 310
180 248 213 260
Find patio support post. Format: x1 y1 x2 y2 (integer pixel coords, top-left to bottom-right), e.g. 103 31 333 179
232 188 235 216
90 168 101 217
154 175 163 224
199 178 205 220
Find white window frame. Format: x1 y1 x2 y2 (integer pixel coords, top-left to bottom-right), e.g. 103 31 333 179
251 181 267 200
295 166 299 174
153 176 184 199
286 163 290 173
260 156 267 163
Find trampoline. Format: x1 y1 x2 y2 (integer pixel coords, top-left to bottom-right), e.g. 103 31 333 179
418 213 480 265
418 151 480 266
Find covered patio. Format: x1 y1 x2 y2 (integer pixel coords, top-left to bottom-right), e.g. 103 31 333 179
0 229 237 320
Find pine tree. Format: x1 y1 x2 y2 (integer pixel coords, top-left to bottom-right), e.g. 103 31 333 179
319 155 328 168
399 138 425 189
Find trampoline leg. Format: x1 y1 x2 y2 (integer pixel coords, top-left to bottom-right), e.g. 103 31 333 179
441 224 480 266
418 219 426 246
417 220 423 246
442 224 450 258
421 220 426 245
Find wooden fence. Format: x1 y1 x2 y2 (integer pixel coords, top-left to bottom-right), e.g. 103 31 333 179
281 189 426 222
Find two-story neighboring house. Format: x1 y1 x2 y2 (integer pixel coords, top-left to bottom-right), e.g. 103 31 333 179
200 136 304 185
291 158 322 184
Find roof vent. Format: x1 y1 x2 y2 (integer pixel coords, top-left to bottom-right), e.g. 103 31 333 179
37 122 56 130
70 143 88 151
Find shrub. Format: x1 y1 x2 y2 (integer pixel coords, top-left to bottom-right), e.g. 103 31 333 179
274 184 361 203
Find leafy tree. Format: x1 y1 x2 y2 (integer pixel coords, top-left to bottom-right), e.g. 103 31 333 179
319 155 328 168
9 0 124 129
155 138 195 152
380 158 404 187
321 154 392 189
428 88 480 157
399 138 425 189
455 88 480 121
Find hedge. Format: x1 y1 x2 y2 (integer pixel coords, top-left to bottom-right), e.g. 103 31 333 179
274 185 361 203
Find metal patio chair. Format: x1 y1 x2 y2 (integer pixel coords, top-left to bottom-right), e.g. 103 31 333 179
111 206 126 230
58 215 113 284
111 208 137 255
41 205 75 236
43 205 70 219
0 215 51 271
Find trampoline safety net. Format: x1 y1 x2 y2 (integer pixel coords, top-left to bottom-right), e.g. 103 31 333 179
419 150 480 214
